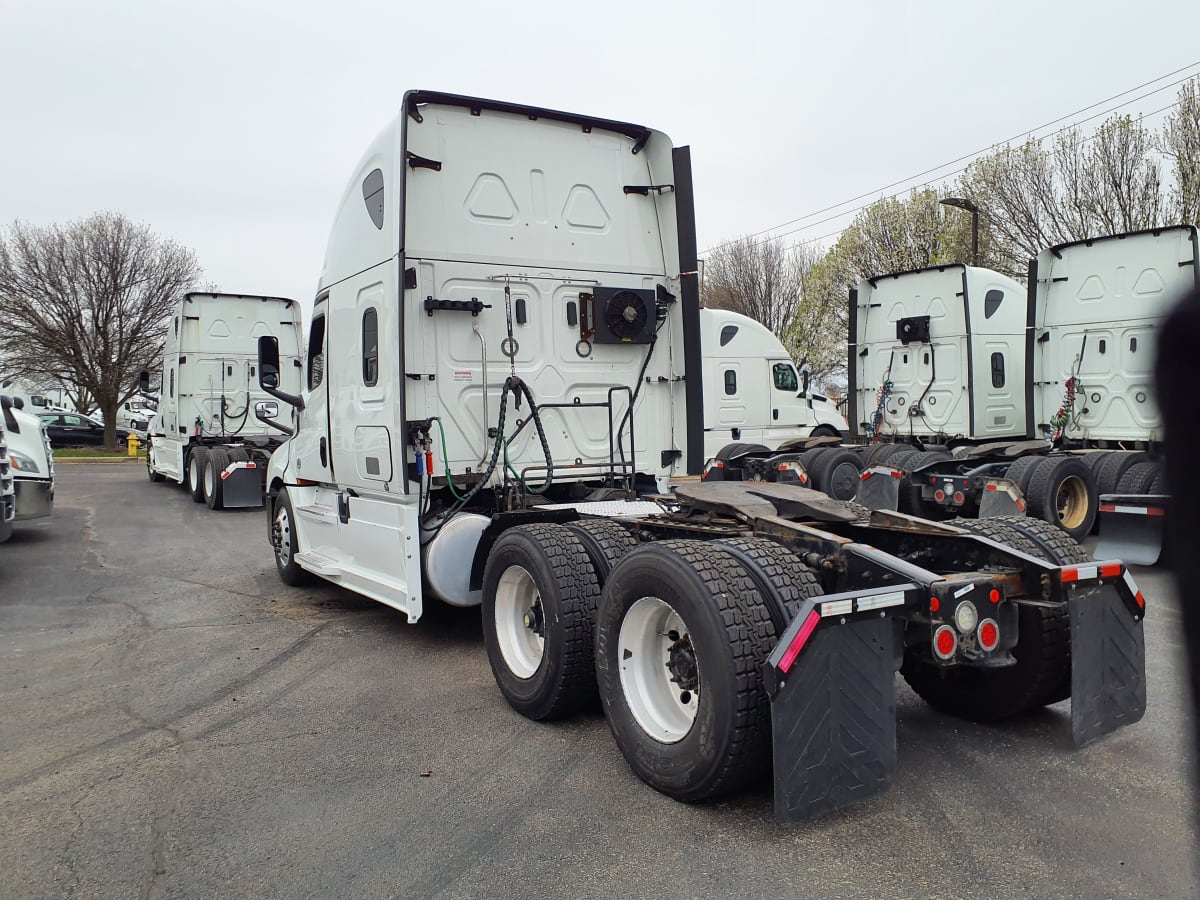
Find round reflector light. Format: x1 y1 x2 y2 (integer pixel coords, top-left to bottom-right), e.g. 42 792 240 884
933 625 957 660
989 588 1000 604
953 491 965 505
954 600 978 634
978 618 1000 652
934 490 945 502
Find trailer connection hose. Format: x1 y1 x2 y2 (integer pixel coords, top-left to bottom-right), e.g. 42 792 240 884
616 335 658 473
429 417 467 501
427 375 554 529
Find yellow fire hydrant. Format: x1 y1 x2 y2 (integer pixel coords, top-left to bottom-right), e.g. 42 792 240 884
127 432 140 457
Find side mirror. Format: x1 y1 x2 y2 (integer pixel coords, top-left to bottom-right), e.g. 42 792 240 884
138 370 150 393
258 336 280 389
12 397 24 410
257 335 304 411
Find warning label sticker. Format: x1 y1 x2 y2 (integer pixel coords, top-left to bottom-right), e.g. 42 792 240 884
453 370 473 382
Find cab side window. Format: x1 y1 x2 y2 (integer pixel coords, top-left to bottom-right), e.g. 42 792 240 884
772 363 799 391
308 315 327 390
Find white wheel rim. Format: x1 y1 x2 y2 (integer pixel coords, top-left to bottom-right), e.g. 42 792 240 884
494 565 545 679
274 506 292 566
203 462 214 497
618 596 699 744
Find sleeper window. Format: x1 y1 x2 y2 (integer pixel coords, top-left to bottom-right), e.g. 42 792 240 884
308 315 327 391
362 307 379 386
724 369 737 395
990 352 1005 388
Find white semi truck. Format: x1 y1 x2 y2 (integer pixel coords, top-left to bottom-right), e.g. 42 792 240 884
143 292 304 509
257 91 1146 821
0 396 54 525
0 402 15 544
842 226 1194 548
700 307 847 458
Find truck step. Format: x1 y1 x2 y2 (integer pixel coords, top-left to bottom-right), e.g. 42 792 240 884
296 503 338 521
294 550 343 576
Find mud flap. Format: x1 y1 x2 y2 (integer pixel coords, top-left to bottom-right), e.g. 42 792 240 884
1069 583 1147 747
856 466 900 511
766 601 903 822
221 464 265 508
978 478 1025 518
1094 493 1167 565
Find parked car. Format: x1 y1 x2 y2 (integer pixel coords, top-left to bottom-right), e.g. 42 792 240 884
38 413 132 448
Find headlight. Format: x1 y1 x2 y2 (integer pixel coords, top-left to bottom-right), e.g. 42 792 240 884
953 600 978 634
8 449 40 474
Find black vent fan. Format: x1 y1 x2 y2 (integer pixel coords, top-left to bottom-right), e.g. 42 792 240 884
593 286 656 344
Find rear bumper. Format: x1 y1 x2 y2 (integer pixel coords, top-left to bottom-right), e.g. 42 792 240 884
14 478 53 520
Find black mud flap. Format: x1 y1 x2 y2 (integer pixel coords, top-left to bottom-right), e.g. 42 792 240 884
856 466 900 511
1094 493 1167 565
1069 582 1147 747
766 601 903 822
221 465 266 508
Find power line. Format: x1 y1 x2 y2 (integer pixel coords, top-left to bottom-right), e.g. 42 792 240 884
701 59 1200 256
779 97 1186 255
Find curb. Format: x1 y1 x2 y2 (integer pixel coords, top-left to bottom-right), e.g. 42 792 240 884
54 457 143 465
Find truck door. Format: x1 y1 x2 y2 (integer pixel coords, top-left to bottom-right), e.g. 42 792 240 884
291 303 334 484
763 359 812 442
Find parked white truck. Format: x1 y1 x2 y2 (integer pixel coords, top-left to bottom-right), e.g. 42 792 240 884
144 292 304 509
0 402 15 544
700 307 847 458
257 91 1146 821
841 225 1194 546
0 396 54 525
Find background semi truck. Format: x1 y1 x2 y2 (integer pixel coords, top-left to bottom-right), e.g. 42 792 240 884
0 400 16 544
712 226 1192 545
700 307 847 459
144 292 304 510
256 90 1146 820
0 396 54 526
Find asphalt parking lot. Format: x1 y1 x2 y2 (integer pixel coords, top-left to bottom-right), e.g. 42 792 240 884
1 464 1196 898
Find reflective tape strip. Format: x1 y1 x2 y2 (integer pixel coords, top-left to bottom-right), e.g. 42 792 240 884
953 583 974 599
856 591 905 612
779 610 821 674
1100 503 1165 516
1122 570 1146 609
820 599 854 618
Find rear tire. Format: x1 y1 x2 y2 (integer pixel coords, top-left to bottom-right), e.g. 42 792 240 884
715 442 769 461
203 448 230 510
271 489 314 586
1003 455 1046 497
596 540 775 803
1117 461 1159 494
806 448 862 500
564 519 638 587
186 447 208 503
1024 456 1097 540
1097 451 1148 495
481 523 601 720
711 537 823 636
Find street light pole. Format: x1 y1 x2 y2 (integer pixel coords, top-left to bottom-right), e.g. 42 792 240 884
940 197 980 266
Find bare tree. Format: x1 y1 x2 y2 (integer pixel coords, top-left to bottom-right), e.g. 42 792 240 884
0 213 201 447
1162 77 1200 225
960 115 1164 276
702 235 804 337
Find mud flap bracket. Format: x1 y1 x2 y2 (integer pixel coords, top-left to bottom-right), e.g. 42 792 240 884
856 466 900 511
1069 582 1147 746
765 591 906 822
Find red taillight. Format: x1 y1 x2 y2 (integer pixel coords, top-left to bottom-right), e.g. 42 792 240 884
779 610 821 674
933 625 957 660
977 619 1000 651
989 589 1000 604
934 489 945 502
952 491 965 505
930 597 940 613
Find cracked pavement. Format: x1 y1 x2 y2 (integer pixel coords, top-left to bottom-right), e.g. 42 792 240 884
0 464 1196 898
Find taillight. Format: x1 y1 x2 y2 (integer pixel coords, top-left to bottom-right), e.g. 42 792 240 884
977 618 1000 652
933 625 957 660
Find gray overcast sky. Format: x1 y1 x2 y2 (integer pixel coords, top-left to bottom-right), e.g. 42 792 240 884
3 0 1198 319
